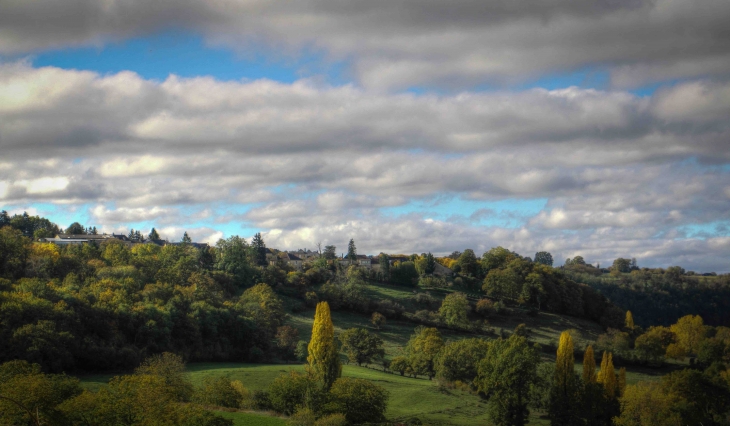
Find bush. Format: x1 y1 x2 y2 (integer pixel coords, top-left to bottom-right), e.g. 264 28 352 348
419 275 447 288
252 390 272 411
412 293 441 310
475 299 495 318
195 376 243 408
327 377 389 424
269 372 322 415
374 299 405 319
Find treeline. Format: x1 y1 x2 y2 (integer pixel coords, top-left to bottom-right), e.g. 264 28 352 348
566 266 730 326
0 225 307 372
431 247 626 328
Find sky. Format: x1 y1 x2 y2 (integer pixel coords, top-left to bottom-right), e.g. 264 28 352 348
1 0 729 272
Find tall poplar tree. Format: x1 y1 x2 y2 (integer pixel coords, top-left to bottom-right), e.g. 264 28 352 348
582 345 596 383
625 311 635 330
597 351 617 399
307 302 341 389
549 331 582 426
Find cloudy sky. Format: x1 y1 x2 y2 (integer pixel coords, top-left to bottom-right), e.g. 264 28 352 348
1 0 729 271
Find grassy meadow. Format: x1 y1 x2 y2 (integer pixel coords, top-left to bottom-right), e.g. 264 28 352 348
75 281 672 425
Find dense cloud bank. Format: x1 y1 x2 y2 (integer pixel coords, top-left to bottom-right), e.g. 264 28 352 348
1 62 729 271
2 0 730 90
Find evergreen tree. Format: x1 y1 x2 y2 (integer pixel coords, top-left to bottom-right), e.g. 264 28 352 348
91 226 98 235
582 345 596 383
181 232 192 244
148 228 160 241
135 230 143 242
323 245 336 260
0 210 9 228
251 233 267 266
307 302 341 390
549 331 582 425
347 239 356 262
128 229 136 240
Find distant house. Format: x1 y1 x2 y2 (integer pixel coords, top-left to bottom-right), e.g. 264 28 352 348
266 249 304 270
340 254 376 269
40 233 116 246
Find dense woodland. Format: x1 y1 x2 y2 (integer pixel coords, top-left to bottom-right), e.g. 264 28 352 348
1 211 730 425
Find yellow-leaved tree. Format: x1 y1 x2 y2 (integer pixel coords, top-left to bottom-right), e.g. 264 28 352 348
597 351 617 399
625 311 634 330
582 345 596 383
669 315 705 355
548 331 582 425
307 302 341 389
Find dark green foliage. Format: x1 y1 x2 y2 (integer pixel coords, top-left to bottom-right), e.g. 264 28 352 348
390 261 419 286
339 328 384 366
148 228 161 241
378 253 390 280
268 372 321 415
534 251 553 266
457 249 480 277
477 335 541 426
435 338 490 385
327 377 388 424
347 239 357 261
251 233 267 266
567 269 730 327
65 222 85 235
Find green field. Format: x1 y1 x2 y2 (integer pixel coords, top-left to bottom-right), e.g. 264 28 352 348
78 361 667 425
75 281 671 425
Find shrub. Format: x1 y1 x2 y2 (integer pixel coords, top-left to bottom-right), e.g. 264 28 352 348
252 390 272 411
327 377 389 424
195 376 242 408
269 372 322 415
475 299 495 318
315 413 347 426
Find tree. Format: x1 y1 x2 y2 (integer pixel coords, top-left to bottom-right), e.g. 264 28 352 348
390 261 419 286
267 371 317 415
196 376 242 408
328 377 388 424
65 222 85 234
215 236 254 286
424 252 436 275
239 283 285 333
477 335 541 426
612 258 631 273
0 227 30 279
251 233 267 266
371 312 386 329
549 331 582 426
439 292 470 329
457 249 479 277
597 351 617 399
614 381 683 426
534 251 554 266
582 345 596 383
377 253 390 280
276 326 300 363
323 245 336 260
625 311 635 330
181 232 192 243
670 315 705 355
635 326 673 366
135 352 193 402
390 357 409 376
148 228 161 241
307 302 341 389
435 338 490 385
406 327 444 379
338 328 384 366
347 239 356 262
